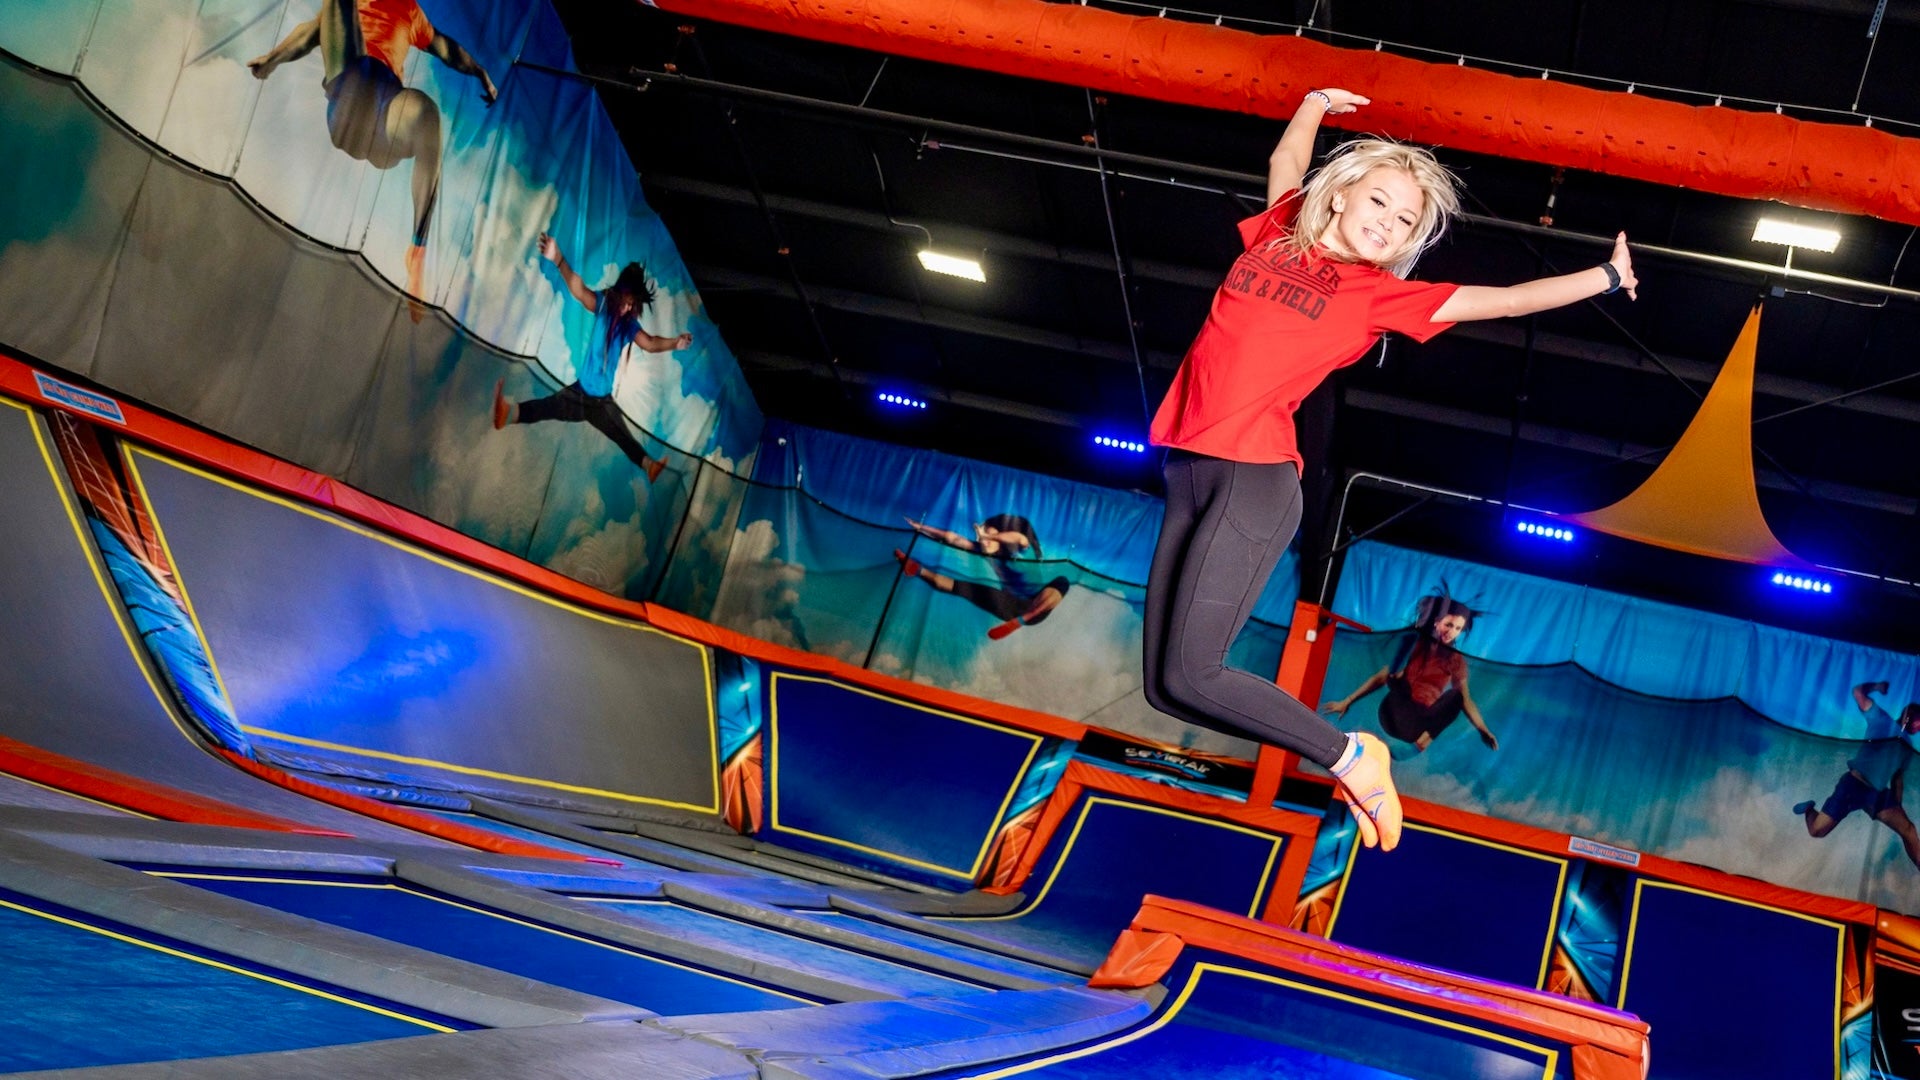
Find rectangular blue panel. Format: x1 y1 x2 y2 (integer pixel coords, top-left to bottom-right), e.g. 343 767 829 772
769 673 1042 880
0 893 442 1073
1330 824 1566 990
950 797 1284 965
1621 882 1840 1080
172 874 805 1015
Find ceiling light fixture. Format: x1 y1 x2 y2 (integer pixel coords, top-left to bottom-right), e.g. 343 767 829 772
918 250 986 282
1752 219 1840 253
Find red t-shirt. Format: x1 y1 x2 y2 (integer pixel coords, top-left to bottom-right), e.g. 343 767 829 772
1395 641 1468 707
1149 192 1460 467
359 0 436 77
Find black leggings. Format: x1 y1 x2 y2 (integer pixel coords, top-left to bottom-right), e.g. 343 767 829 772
516 383 653 471
1379 684 1465 745
1143 451 1347 770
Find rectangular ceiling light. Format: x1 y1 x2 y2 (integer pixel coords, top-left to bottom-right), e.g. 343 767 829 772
1752 218 1840 252
918 250 986 282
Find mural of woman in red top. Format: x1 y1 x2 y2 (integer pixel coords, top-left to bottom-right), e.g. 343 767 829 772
1324 592 1498 755
1139 86 1637 854
248 0 498 314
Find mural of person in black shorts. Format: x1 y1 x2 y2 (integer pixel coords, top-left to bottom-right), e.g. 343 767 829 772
1324 591 1497 754
248 0 497 315
489 231 690 483
1794 681 1920 871
893 514 1071 641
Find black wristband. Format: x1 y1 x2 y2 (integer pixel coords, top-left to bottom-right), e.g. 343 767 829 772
1599 262 1622 294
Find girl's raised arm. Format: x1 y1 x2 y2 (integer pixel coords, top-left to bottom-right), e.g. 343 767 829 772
1268 88 1370 207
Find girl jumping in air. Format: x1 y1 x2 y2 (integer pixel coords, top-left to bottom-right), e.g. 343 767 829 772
1142 88 1636 852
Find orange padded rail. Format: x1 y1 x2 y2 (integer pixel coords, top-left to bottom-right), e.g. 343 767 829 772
651 0 1920 226
0 734 349 837
1092 894 1651 1080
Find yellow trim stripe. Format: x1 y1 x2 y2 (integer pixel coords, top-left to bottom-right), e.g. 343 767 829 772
959 961 1557 1079
767 671 1044 879
150 871 812 1003
125 446 722 815
951 797 1283 924
0 895 451 1031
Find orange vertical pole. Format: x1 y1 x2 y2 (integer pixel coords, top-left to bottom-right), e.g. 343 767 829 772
1249 601 1367 807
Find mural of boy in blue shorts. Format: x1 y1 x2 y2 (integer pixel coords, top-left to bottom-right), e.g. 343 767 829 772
248 0 497 314
894 514 1071 641
1794 681 1920 871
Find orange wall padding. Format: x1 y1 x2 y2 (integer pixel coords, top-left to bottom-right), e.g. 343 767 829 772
649 0 1920 226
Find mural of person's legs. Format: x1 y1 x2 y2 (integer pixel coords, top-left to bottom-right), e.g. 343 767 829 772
1875 797 1920 871
1377 686 1466 752
492 380 664 482
577 393 666 484
317 0 442 312
985 577 1073 641
1796 770 1868 838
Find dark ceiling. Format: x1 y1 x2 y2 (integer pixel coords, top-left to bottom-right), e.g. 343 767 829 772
546 0 1920 651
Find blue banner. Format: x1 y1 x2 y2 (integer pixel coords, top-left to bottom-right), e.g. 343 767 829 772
709 421 1298 746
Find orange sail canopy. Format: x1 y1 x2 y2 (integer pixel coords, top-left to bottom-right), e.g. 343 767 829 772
1570 307 1807 566
650 0 1920 226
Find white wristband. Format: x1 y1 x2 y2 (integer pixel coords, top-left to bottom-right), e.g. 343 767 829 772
1304 90 1333 111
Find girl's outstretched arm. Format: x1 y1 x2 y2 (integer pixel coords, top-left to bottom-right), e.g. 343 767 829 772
537 232 599 312
1432 232 1638 323
904 518 980 553
1268 88 1370 207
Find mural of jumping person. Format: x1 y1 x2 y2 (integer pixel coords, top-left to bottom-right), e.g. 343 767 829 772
894 514 1071 641
489 231 690 483
247 0 497 312
1794 681 1920 871
1324 591 1497 755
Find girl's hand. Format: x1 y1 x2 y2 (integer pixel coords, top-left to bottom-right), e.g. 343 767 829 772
1322 699 1350 718
536 232 560 263
1608 232 1638 300
1312 88 1371 115
673 331 693 350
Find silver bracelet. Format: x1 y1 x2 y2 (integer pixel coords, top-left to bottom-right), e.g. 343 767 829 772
1304 90 1333 111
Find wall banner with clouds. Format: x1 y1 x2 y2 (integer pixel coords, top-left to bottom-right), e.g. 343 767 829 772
1322 541 1920 912
0 0 760 601
706 420 1300 748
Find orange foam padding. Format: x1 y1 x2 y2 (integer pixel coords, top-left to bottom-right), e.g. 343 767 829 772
985 760 1317 923
0 352 1086 748
1087 927 1185 989
1106 895 1650 1078
215 749 609 862
649 0 1920 227
1573 306 1808 565
1878 912 1920 976
0 734 348 837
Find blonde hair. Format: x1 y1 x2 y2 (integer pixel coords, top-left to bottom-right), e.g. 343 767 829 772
1284 139 1461 278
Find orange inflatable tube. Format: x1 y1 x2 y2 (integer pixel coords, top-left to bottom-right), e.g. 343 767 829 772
650 0 1920 226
